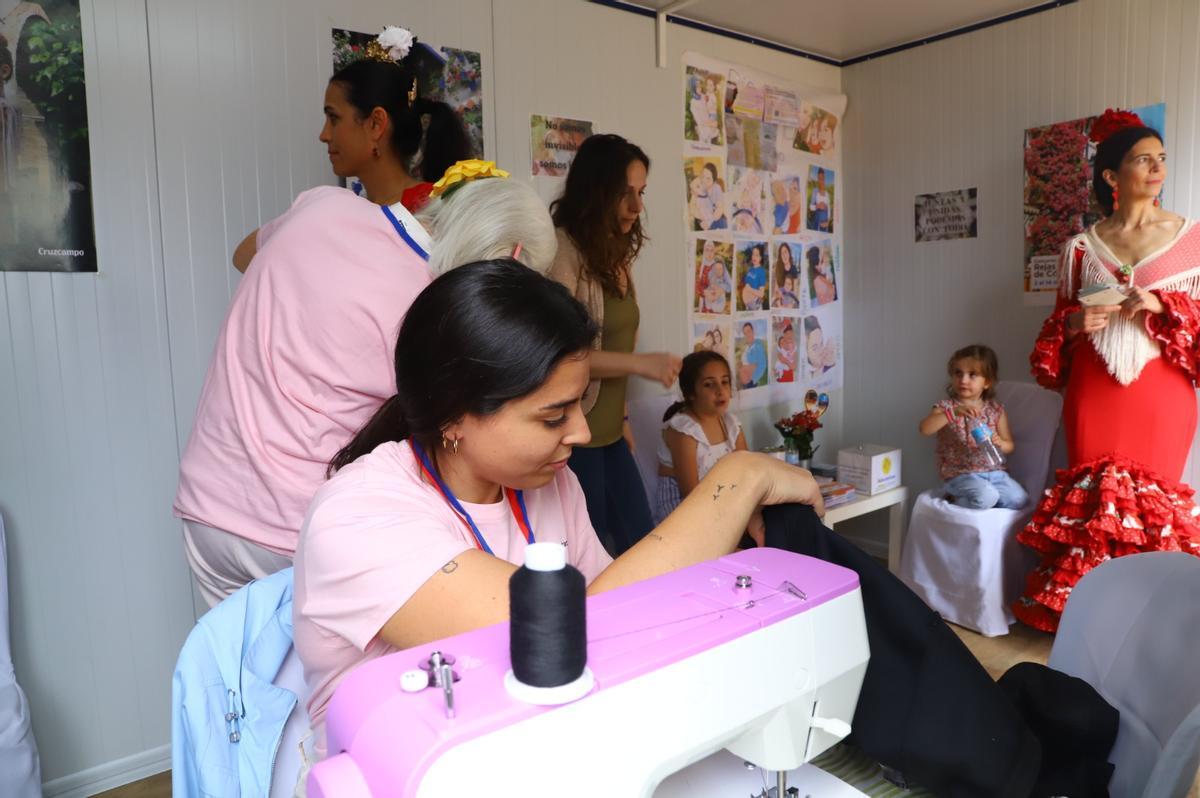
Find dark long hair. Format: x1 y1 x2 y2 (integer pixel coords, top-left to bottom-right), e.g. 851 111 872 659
663 350 731 422
1093 125 1163 216
329 260 598 474
330 59 471 182
550 134 650 296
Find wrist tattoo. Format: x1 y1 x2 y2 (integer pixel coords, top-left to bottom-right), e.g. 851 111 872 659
648 532 664 542
441 559 459 574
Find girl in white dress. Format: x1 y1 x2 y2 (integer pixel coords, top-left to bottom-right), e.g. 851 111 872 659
654 351 748 522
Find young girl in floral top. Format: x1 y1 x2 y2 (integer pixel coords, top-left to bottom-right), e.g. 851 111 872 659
918 345 1027 510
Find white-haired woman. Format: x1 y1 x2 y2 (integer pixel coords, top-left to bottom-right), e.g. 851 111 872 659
175 166 553 606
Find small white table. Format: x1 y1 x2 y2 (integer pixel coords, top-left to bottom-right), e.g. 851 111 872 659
821 486 908 573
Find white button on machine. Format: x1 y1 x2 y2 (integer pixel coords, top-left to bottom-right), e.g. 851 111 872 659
400 669 429 693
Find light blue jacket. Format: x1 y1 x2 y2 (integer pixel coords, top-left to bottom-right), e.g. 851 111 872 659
172 568 296 797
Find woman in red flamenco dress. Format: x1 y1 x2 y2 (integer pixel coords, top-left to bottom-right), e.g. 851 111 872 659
1017 108 1200 632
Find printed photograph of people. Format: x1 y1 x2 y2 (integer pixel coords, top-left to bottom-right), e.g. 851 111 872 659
684 156 729 231
725 117 778 172
805 239 837 306
692 320 731 360
693 238 734 314
802 312 839 381
727 69 764 119
806 166 835 233
773 242 803 309
735 241 770 312
769 175 805 234
729 167 768 235
793 102 839 156
771 316 798 384
735 319 769 390
683 66 725 146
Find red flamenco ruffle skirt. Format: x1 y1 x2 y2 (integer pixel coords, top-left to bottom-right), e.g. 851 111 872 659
1013 457 1200 632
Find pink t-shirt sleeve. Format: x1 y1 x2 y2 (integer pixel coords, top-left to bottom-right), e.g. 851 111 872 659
557 467 613 582
298 471 476 652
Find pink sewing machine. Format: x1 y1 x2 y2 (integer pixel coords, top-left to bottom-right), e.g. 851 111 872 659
308 547 869 797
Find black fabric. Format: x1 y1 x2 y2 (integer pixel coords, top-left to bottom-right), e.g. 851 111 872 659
998 662 1118 797
763 503 1042 798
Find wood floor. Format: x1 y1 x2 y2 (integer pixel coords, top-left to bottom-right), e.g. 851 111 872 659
89 621 1069 798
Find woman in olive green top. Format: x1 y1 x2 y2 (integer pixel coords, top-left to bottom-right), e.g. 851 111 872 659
549 134 682 555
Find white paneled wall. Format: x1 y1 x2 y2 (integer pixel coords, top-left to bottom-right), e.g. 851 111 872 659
0 0 193 791
0 0 840 789
842 0 1200 498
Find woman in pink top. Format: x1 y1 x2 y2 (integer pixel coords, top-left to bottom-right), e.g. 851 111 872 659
230 30 470 272
293 260 825 750
175 175 557 608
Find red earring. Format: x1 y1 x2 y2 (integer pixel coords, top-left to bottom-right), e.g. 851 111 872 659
1112 184 1119 212
1154 192 1162 207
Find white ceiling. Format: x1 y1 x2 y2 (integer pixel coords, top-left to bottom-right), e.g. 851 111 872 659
627 0 1064 62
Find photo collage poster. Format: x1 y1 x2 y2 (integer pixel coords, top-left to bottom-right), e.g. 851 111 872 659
683 53 845 408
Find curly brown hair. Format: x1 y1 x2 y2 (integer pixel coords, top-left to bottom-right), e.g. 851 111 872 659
946 344 999 401
550 134 650 296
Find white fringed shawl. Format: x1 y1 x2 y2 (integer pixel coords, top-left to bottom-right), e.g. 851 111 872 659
1060 221 1200 385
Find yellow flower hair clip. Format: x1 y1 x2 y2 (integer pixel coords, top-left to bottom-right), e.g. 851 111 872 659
429 160 511 200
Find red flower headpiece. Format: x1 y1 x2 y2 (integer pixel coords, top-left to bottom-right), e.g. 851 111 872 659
1089 108 1146 144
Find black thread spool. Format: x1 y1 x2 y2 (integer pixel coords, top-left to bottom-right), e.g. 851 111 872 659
507 542 590 703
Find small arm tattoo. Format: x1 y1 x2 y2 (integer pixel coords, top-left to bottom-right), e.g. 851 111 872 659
712 483 738 500
441 559 459 574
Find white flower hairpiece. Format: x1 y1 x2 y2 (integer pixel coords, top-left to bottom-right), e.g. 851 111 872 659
376 26 414 61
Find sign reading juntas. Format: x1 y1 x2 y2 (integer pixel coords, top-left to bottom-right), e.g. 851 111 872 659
915 188 977 243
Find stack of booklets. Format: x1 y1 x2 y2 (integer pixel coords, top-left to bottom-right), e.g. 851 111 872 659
816 477 857 509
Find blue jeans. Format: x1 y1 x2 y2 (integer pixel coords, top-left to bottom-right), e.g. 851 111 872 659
568 440 653 557
944 471 1028 510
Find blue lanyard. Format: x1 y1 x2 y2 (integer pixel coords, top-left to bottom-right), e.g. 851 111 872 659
381 204 430 261
411 441 534 556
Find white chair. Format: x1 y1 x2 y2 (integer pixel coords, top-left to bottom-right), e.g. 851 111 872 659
626 393 678 508
899 381 1062 636
1048 552 1200 798
0 513 42 798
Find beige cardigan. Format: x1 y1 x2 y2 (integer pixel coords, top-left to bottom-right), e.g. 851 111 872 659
547 227 637 415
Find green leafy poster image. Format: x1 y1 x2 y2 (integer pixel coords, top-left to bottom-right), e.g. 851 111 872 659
0 0 97 272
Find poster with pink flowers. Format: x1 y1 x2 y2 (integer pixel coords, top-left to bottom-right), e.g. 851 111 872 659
683 51 845 408
1022 103 1165 303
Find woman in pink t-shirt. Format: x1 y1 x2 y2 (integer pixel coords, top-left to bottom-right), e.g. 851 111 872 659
230 33 471 272
175 176 558 608
293 260 825 749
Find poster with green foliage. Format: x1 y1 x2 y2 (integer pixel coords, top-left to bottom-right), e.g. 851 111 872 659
0 0 96 271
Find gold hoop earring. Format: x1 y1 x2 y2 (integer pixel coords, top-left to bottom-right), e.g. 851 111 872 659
441 434 449 450
453 438 460 455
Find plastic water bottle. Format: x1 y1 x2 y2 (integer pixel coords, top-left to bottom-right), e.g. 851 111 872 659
968 418 1005 469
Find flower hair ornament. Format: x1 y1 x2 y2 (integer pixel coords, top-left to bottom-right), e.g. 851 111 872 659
1088 107 1146 144
364 25 418 102
429 160 511 200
